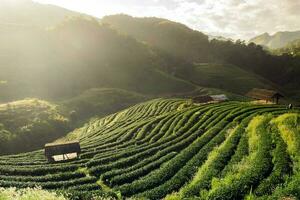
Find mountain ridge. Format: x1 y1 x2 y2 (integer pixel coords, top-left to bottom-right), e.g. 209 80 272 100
249 30 300 49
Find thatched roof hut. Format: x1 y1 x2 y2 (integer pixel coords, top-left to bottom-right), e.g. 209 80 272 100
246 88 284 104
44 140 81 162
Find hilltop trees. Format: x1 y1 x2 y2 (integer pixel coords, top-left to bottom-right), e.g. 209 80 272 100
102 15 210 63
208 39 300 86
0 99 70 155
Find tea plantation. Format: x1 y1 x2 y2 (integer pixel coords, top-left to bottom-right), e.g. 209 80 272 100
0 99 299 199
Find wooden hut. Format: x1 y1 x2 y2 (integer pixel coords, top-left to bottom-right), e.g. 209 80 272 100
44 141 81 163
246 88 284 104
192 95 214 103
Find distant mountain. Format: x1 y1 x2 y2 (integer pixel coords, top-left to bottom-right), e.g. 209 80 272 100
249 31 300 49
208 35 233 42
274 39 300 56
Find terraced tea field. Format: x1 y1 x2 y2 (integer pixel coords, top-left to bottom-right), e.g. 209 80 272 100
0 99 299 199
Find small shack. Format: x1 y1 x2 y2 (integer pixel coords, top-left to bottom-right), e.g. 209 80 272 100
44 140 81 163
192 95 214 103
246 88 284 104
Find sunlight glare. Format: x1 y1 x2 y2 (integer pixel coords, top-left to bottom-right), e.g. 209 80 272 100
33 0 122 18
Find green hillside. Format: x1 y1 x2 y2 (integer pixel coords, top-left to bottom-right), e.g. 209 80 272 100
0 99 299 199
188 63 276 94
102 15 300 97
0 89 149 155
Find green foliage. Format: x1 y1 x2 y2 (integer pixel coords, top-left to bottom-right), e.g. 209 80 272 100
253 125 292 196
0 99 70 155
0 187 67 200
178 124 242 198
59 189 118 200
205 115 274 199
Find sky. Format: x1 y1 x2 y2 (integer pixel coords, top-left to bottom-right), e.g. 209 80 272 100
33 0 300 40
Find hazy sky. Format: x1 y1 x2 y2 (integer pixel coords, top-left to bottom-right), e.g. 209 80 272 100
34 0 300 40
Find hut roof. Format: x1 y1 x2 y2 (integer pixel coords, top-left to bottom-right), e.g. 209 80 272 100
45 140 81 157
246 88 284 100
211 94 228 101
192 95 214 103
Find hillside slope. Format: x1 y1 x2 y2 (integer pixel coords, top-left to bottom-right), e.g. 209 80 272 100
0 99 299 199
0 17 196 102
102 14 210 63
0 89 149 155
188 63 277 94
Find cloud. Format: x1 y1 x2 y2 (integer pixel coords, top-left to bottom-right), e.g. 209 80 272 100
34 0 300 40
162 0 300 39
